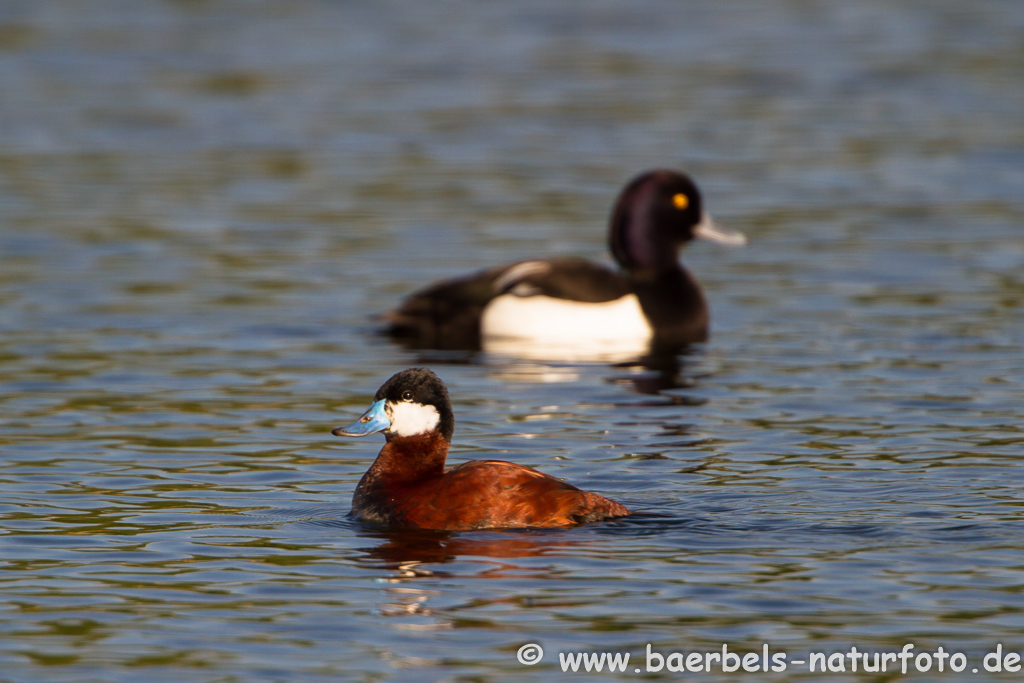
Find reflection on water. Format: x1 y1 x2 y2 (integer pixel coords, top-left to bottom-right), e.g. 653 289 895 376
480 350 697 398
1 0 1023 680
482 334 652 363
355 526 586 575
483 361 583 385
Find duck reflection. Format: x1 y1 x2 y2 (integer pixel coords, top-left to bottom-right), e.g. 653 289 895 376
404 346 701 398
607 348 699 397
355 525 583 581
358 527 593 625
496 349 705 400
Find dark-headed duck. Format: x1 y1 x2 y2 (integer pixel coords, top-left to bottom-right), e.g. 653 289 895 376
332 368 631 530
384 169 745 353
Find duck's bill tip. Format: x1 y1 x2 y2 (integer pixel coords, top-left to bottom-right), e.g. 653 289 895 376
694 214 747 246
331 399 390 437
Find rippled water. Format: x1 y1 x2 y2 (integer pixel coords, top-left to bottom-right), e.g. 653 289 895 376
2 0 1023 680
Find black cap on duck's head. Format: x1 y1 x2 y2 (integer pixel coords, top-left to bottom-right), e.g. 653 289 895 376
609 169 745 272
332 368 455 442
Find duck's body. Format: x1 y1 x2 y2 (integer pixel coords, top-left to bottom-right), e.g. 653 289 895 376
384 170 744 352
333 368 630 530
385 258 634 350
352 432 629 530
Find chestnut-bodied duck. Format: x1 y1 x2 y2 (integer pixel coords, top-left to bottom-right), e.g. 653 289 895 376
332 368 631 530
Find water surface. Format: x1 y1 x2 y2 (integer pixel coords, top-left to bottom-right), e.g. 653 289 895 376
1 0 1023 680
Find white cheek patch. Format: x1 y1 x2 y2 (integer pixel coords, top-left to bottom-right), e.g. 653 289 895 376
385 401 441 437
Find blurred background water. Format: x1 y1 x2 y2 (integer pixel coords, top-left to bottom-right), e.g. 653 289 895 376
1 0 1023 680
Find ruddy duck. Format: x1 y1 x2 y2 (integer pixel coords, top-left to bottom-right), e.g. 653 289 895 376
332 368 631 530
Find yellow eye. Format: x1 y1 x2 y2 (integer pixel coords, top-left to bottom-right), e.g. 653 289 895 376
672 193 689 210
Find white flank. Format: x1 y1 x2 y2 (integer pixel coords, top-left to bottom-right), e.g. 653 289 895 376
385 401 441 437
480 293 653 362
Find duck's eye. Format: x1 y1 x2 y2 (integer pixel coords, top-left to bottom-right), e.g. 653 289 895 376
401 390 414 401
672 193 689 210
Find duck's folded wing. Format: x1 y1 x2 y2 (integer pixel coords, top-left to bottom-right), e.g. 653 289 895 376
493 258 629 303
403 460 628 529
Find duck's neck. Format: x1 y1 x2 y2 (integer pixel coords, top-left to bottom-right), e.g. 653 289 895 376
361 431 449 487
629 266 709 345
352 432 450 524
612 226 682 273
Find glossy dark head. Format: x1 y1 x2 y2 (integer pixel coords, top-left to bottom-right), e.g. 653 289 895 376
609 169 745 271
332 368 455 442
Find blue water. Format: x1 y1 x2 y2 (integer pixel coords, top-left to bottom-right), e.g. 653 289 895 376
1 0 1023 680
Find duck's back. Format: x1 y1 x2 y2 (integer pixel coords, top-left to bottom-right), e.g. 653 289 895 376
398 459 631 530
